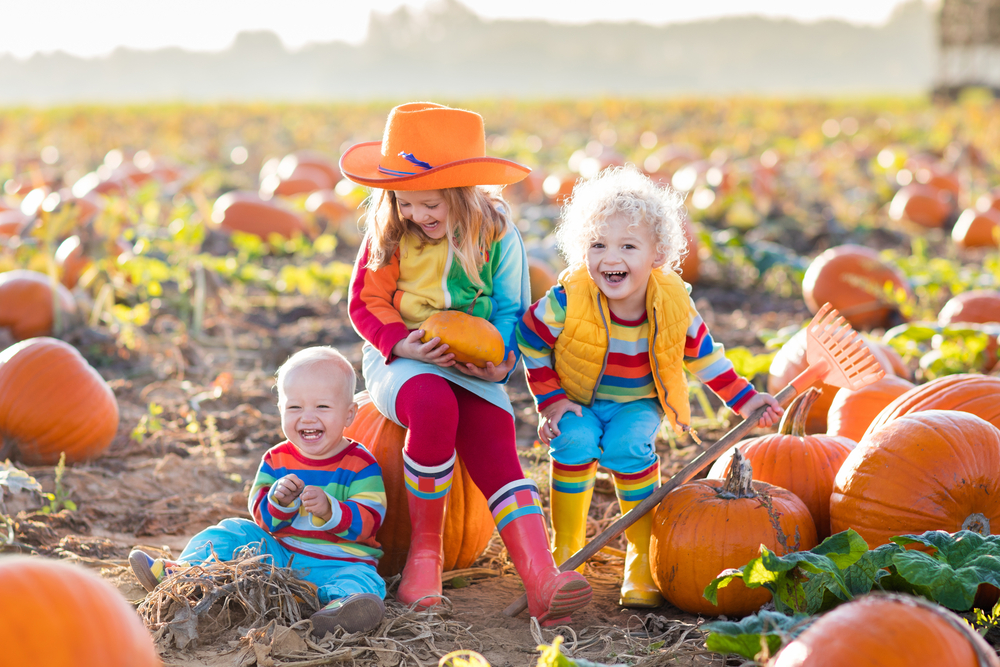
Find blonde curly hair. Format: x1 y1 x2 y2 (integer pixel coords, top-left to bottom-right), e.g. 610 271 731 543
555 165 688 272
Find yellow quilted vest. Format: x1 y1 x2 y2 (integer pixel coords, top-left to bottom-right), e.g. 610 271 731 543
554 264 692 434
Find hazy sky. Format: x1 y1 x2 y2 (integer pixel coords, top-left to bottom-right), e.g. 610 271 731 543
1 0 922 60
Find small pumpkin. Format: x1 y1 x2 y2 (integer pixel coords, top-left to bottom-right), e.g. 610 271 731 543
888 183 953 229
678 218 700 283
768 328 896 433
831 410 1000 547
0 269 78 340
211 191 310 240
342 392 494 577
0 556 160 667
0 337 119 465
421 304 505 369
650 450 817 616
863 373 1000 438
772 593 1000 667
801 245 911 330
826 375 915 443
938 290 1000 326
526 256 559 304
952 208 1000 249
707 389 856 539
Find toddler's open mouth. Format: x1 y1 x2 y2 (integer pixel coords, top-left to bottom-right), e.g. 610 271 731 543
299 429 324 441
603 271 627 284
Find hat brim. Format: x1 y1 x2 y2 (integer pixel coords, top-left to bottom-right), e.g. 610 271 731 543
339 142 530 191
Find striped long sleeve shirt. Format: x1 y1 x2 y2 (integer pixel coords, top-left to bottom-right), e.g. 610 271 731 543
249 440 387 565
517 285 756 413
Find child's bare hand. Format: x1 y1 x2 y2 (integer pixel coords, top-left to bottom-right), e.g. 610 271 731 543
272 474 304 505
738 393 784 429
300 485 332 523
392 329 456 367
538 398 584 445
455 351 516 382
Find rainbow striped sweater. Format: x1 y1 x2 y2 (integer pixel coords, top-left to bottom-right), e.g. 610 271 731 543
517 285 756 413
249 440 386 565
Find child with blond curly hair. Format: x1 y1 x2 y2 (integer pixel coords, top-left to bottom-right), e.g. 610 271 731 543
517 165 783 608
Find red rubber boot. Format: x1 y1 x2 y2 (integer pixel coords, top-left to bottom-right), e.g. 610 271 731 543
500 512 593 626
396 491 448 608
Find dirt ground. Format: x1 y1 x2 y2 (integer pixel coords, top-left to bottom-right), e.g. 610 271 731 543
5 266 810 667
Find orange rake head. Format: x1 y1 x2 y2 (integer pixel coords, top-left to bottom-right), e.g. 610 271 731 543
792 303 886 394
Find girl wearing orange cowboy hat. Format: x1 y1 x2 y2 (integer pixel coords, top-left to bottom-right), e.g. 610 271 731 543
343 102 592 626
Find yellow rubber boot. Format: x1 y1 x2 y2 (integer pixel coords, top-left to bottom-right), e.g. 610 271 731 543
549 460 597 574
614 465 664 608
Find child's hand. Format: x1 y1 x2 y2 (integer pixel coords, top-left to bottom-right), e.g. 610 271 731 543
455 351 516 382
392 329 456 367
272 474 304 505
738 393 784 429
300 485 333 524
538 398 584 445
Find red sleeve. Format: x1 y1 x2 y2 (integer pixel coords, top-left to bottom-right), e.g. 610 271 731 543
348 237 411 359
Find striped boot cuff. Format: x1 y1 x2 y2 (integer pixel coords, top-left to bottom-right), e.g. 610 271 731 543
612 460 660 503
488 479 543 531
551 460 598 495
402 450 456 500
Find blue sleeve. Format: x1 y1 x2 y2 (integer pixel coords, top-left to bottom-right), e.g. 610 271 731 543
488 221 531 383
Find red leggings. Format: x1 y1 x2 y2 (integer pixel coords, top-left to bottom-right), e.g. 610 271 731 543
394 374 526 500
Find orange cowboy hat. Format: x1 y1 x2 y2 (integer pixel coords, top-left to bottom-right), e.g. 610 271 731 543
339 102 530 191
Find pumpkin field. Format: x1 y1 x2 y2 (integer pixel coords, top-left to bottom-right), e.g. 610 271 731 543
3 97 1000 666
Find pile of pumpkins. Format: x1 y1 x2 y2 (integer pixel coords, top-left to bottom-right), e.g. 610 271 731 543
886 152 1000 250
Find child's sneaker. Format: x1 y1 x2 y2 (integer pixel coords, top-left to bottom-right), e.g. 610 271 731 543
310 593 385 637
128 549 186 592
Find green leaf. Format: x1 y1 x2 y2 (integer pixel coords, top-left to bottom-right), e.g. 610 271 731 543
0 463 43 495
725 347 776 379
704 610 812 661
889 531 1000 611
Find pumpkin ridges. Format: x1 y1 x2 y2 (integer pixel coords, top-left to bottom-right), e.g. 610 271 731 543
864 374 1000 440
831 411 1000 546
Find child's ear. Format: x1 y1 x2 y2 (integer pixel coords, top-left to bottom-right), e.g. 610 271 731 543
344 401 359 428
652 249 667 268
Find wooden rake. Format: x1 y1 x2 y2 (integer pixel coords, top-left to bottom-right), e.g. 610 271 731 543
503 302 886 618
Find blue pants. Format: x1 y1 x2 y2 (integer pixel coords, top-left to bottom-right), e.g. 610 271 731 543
179 518 386 605
548 398 661 474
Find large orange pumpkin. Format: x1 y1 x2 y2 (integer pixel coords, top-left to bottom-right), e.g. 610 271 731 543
952 208 1000 249
650 451 817 616
0 337 119 465
0 269 78 340
826 375 915 443
421 311 505 368
863 373 1000 438
768 328 896 433
211 191 310 239
831 410 1000 547
0 556 161 667
707 389 855 539
801 245 911 330
772 593 1000 667
342 392 494 577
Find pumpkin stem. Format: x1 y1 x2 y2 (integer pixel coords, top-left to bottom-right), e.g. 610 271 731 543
962 513 991 536
466 289 483 316
778 387 820 436
719 448 757 500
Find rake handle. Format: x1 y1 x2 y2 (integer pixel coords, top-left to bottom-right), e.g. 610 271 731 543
502 382 802 619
